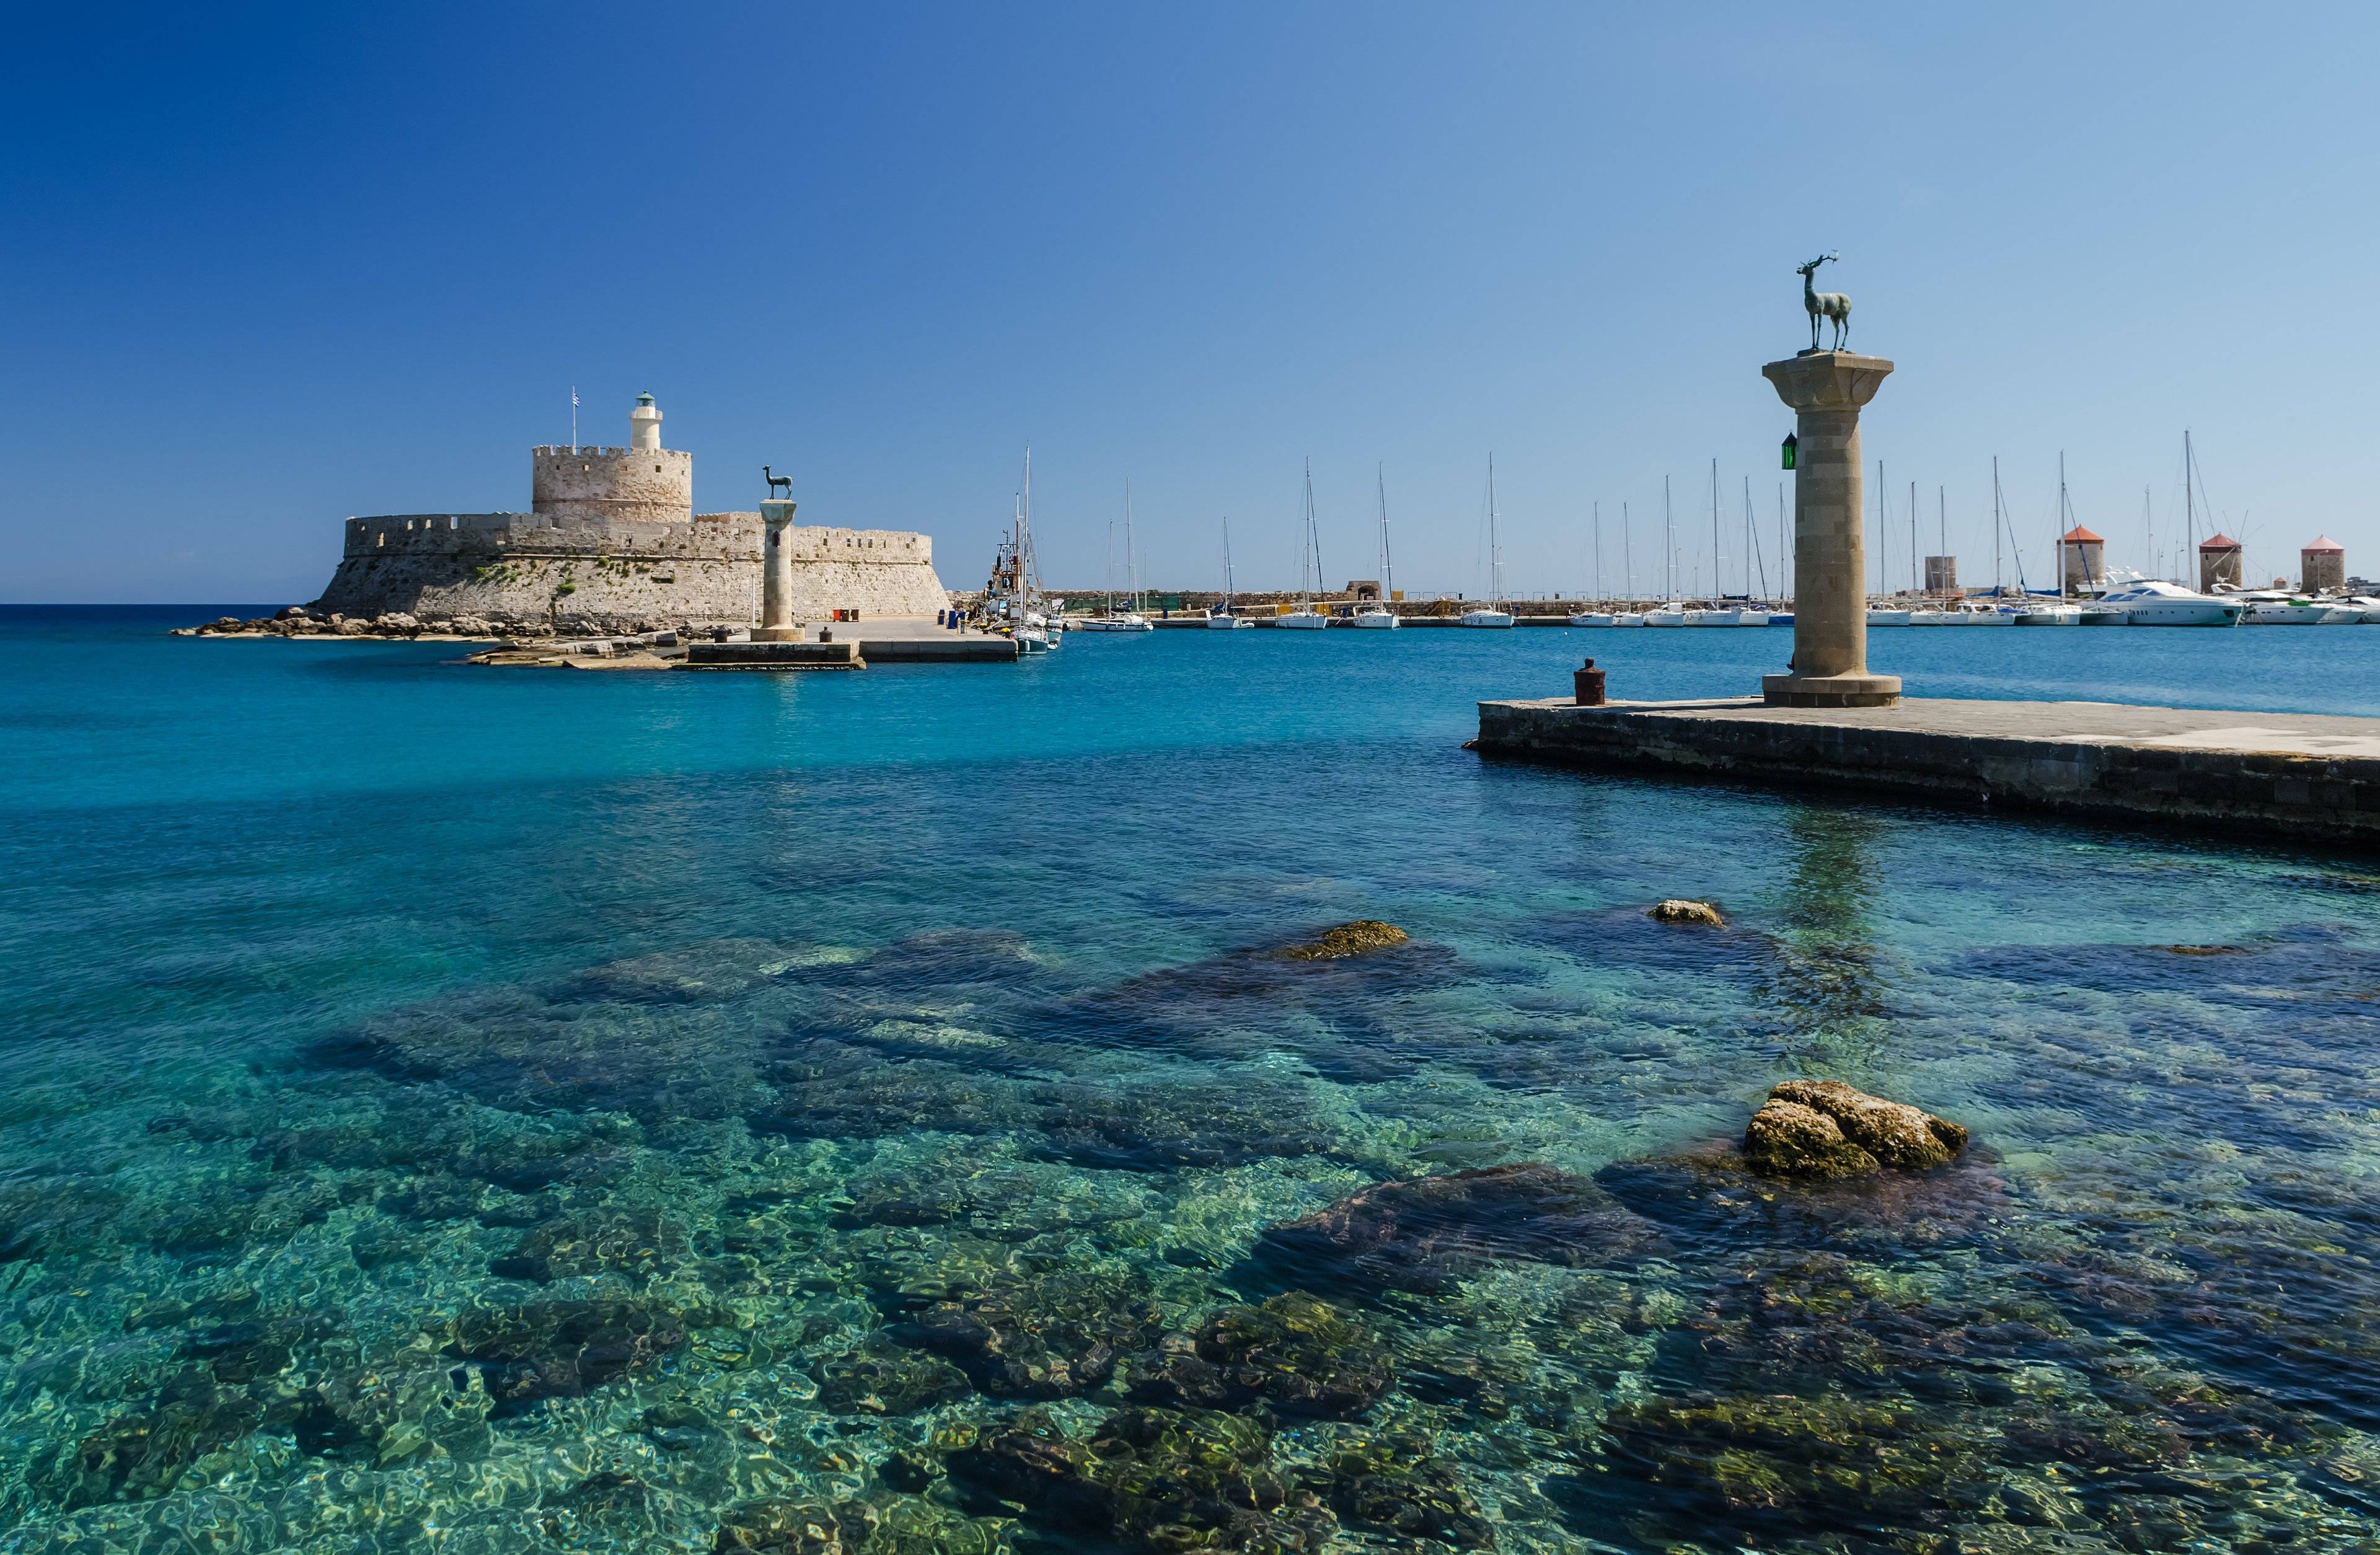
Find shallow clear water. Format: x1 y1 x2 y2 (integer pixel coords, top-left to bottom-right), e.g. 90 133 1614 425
4 606 2380 1554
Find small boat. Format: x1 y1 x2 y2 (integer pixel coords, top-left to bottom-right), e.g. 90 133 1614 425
1866 607 1912 626
1644 602 1689 627
1614 612 1649 627
1077 612 1150 632
1908 606 1963 625
2014 602 2079 625
1567 610 1619 627
1765 610 1792 627
2093 579 2243 627
1684 606 1740 627
2237 589 2334 625
1461 456 1516 627
1209 518 1256 628
1960 604 2019 625
1735 609 1771 627
1281 461 1330 630
1352 468 1400 628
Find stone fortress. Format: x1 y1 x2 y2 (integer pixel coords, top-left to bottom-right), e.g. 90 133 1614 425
312 394 951 634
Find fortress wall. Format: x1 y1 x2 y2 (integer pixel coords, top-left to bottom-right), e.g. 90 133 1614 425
316 511 949 630
530 445 694 524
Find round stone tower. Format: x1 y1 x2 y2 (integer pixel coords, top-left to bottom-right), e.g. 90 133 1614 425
532 392 694 524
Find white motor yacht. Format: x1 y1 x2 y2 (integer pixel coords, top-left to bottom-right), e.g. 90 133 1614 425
2341 596 2380 623
2237 589 2335 625
2091 579 2245 627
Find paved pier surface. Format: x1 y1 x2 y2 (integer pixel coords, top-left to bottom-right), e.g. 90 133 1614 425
1476 695 2380 843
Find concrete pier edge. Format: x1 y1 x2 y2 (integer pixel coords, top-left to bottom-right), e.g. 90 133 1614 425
1475 694 2380 846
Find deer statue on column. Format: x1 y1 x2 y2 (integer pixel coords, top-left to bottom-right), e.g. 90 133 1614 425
1798 254 1851 350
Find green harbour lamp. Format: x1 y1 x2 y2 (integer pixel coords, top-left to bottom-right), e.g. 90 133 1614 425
1781 432 1798 470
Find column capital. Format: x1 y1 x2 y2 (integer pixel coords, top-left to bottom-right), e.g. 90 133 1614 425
760 498 797 527
1762 351 1894 413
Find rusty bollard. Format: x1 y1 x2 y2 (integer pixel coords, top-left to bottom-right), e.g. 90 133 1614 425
1574 658 1606 706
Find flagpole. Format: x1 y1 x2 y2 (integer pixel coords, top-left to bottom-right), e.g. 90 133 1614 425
570 386 579 452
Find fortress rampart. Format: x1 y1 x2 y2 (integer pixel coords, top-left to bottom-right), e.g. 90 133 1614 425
309 394 950 632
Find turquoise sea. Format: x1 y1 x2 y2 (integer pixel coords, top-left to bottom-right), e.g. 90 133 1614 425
6 604 2380 1554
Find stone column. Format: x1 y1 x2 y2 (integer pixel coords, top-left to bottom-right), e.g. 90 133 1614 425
1761 351 1899 708
756 498 800 641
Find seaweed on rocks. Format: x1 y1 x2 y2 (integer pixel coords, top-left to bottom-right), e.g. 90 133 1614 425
1752 1079 1968 1175
546 938 807 1005
899 1269 1165 1398
441 1295 685 1416
36 1369 261 1508
1029 1077 1336 1172
756 1040 1038 1142
814 1334 972 1416
490 1205 695 1283
1596 1143 2012 1252
1309 1428 1496 1549
1254 1163 1665 1293
1125 1292 1391 1419
945 1405 1334 1553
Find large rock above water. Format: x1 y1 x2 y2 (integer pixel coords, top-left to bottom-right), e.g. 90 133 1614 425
1743 1080 1967 1180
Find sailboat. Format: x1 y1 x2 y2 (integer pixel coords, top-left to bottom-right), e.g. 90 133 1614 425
1008 451 1058 653
1460 456 1517 627
1280 461 1330 629
1078 483 1154 631
1351 466 1399 628
1207 517 1254 628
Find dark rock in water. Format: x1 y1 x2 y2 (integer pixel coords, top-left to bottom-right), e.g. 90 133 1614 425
902 1271 1165 1398
714 1491 1005 1554
813 1335 971 1415
547 938 799 1005
756 1040 1037 1142
1272 920 1410 960
1126 1292 1391 1419
1742 1099 1879 1180
946 1404 1333 1553
442 1297 684 1416
1314 1431 1494 1549
39 1369 260 1508
1596 1145 2012 1249
1745 1080 1966 1178
1031 1078 1334 1171
491 1207 694 1283
1258 1163 1664 1292
1599 1388 1991 1523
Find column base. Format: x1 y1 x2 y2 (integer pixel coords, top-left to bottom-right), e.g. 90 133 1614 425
1762 672 1902 708
753 625 804 643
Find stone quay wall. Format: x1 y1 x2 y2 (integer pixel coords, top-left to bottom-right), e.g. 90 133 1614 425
315 512 949 633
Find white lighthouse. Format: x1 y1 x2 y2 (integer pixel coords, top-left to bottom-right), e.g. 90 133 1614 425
629 391 663 452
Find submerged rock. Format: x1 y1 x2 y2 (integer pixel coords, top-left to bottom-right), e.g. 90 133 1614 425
814 1336 971 1416
1258 1162 1662 1292
1126 1292 1391 1419
1649 899 1725 927
40 1370 260 1508
902 1271 1165 1398
1272 921 1410 961
1314 1430 1494 1549
442 1297 685 1416
946 1405 1330 1553
491 1207 694 1282
1743 1080 1967 1179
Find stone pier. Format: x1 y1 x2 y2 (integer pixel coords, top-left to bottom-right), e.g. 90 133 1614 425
1762 351 1899 708
756 498 801 641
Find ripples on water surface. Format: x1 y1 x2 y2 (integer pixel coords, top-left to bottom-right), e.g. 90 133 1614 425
4 606 2380 1553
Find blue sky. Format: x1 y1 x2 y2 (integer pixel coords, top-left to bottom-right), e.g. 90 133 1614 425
6 2 2375 602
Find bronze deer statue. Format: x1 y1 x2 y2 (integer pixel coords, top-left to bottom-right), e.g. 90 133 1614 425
762 465 793 500
1798 254 1851 350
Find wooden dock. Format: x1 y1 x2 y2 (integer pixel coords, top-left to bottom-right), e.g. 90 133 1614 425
1476 695 2380 844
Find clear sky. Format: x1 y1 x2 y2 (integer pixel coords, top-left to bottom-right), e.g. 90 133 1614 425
7 2 2376 602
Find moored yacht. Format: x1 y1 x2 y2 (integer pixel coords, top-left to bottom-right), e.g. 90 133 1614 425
1643 602 1689 627
1209 517 1256 628
2237 589 2338 625
1280 461 1330 628
1352 468 1401 628
1460 456 1517 627
2093 579 2244 626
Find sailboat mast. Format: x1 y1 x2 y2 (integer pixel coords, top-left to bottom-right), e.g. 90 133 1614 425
1624 501 1634 601
2184 429 2197 569
1936 485 1946 595
1377 465 1394 602
1992 456 2003 591
1592 500 1602 603
1710 457 1721 599
1663 475 1673 599
1488 454 1504 606
1909 479 1917 595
